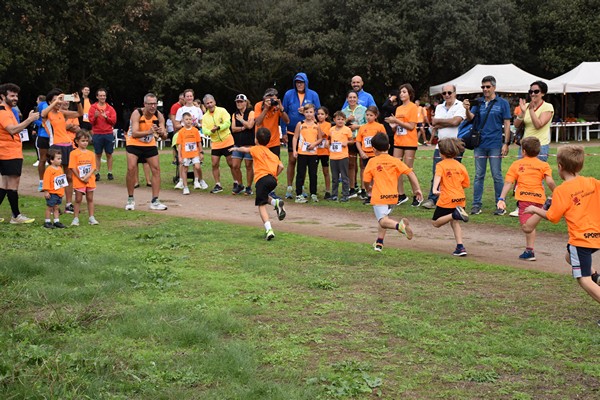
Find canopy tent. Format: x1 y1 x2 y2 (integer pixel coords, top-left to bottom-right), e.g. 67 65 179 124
547 62 600 93
429 64 558 95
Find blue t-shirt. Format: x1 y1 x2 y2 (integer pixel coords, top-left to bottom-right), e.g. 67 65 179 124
470 96 511 149
35 102 49 138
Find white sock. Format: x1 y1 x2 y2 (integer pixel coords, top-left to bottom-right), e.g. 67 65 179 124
45 219 51 223
54 218 60 223
270 198 277 207
264 221 272 231
194 178 199 183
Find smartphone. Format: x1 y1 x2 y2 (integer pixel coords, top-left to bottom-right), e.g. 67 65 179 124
152 120 159 126
63 94 75 102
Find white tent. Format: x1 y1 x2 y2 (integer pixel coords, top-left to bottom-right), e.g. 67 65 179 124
429 64 558 95
547 62 600 93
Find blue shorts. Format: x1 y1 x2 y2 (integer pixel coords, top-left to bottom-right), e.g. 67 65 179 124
46 193 63 207
567 244 598 278
231 150 253 160
93 134 115 155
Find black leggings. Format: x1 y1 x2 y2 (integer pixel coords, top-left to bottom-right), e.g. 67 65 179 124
296 154 319 195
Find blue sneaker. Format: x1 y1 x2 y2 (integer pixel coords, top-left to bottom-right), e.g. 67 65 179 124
452 246 467 256
519 250 536 261
37 181 43 192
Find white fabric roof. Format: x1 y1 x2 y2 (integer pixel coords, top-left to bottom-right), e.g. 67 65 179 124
547 62 600 93
429 64 558 95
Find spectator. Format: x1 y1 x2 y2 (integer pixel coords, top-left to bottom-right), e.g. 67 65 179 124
88 88 117 181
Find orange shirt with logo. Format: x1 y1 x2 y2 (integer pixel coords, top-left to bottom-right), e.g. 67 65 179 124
46 111 72 144
505 157 552 203
297 122 320 156
546 176 600 248
364 153 413 205
250 145 282 183
127 111 158 147
435 158 470 208
394 102 419 147
176 127 202 159
42 165 66 196
316 122 331 156
356 121 386 158
0 106 22 160
68 148 97 189
328 126 353 160
255 101 283 148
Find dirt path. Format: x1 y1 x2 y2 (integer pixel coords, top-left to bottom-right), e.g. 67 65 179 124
18 165 569 275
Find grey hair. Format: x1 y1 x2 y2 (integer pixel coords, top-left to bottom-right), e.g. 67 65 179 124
481 76 496 87
203 94 215 103
144 93 157 103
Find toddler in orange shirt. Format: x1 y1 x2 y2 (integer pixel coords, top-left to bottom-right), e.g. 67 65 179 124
68 130 98 226
41 149 68 229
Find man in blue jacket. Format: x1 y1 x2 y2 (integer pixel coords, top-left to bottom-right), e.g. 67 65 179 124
282 72 321 199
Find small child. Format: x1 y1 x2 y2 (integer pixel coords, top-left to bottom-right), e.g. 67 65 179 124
523 145 600 321
68 130 98 226
174 112 206 194
41 149 68 229
497 137 555 261
231 127 286 241
316 106 332 199
356 106 387 203
363 132 423 252
292 103 324 203
430 138 471 256
328 111 353 202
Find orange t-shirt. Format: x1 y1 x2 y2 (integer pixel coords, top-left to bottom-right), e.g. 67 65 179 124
42 165 67 196
316 122 331 156
82 98 91 122
356 121 386 158
435 158 470 208
127 111 158 147
46 111 72 144
176 126 202 159
546 176 600 248
328 125 353 161
297 122 320 156
250 145 281 183
417 106 425 123
364 153 413 205
0 106 22 160
393 102 419 147
505 157 552 203
68 148 97 189
254 101 283 148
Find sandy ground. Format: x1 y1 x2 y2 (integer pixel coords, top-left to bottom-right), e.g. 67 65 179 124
18 165 570 275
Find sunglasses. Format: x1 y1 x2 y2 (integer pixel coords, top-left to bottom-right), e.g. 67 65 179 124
481 85 492 89
441 91 454 96
528 89 541 95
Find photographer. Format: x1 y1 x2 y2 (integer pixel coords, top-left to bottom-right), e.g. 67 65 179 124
254 88 289 159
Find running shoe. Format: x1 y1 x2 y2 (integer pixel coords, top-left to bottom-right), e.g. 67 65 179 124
396 194 408 205
107 172 114 181
174 180 184 189
125 198 135 211
232 182 239 194
397 218 413 240
509 208 519 217
245 186 253 196
543 197 552 210
71 217 80 226
340 196 349 202
452 206 470 222
363 196 371 205
193 181 202 189
43 221 54 229
37 181 43 192
494 207 506 216
275 199 286 221
324 192 331 200
411 196 421 207
470 206 482 215
65 204 74 214
199 180 209 190
295 195 307 204
453 246 467 256
328 195 338 201
373 242 383 252
33 160 40 167
358 189 368 200
518 249 536 261
53 221 66 229
311 194 319 203
11 214 35 224
88 216 99 225
210 184 223 194
183 187 190 195
150 200 168 210
266 229 275 241
233 184 245 195
285 186 294 199
95 173 101 182
421 199 436 209
348 188 358 199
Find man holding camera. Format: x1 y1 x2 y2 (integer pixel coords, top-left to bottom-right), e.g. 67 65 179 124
464 75 511 215
254 88 290 159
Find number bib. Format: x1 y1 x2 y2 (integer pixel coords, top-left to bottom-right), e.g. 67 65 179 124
78 164 92 179
185 142 197 152
329 142 342 153
301 141 315 153
140 134 153 143
54 174 68 190
317 140 327 149
395 125 406 136
363 136 373 148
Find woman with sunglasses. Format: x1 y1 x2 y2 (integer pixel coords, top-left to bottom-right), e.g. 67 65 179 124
513 81 554 162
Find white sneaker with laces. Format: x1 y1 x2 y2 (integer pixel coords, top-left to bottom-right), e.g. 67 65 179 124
174 180 184 189
125 199 135 211
193 181 202 189
150 200 168 210
88 216 99 225
33 160 39 167
10 214 35 224
509 207 519 217
71 217 80 226
199 180 208 190
311 194 319 203
183 187 190 195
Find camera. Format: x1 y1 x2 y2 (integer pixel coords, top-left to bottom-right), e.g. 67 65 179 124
469 99 480 106
63 94 75 102
270 99 279 107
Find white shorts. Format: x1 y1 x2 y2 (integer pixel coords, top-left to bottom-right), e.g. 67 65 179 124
182 156 201 167
373 204 394 221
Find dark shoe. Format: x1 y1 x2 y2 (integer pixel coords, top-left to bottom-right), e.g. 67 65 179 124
324 192 331 200
452 206 469 222
245 186 253 196
470 206 482 215
421 199 436 209
348 188 357 199
232 182 240 194
453 246 467 256
53 221 66 229
358 189 368 200
543 197 552 210
328 196 338 201
275 199 286 221
43 222 55 229
65 204 75 214
411 196 421 207
340 196 349 203
518 250 536 261
397 194 408 205
494 207 506 216
210 184 223 194
107 172 114 181
95 173 100 182
363 196 371 205
232 184 245 195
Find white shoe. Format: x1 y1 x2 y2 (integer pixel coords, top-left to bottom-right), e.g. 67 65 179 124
150 200 168 210
10 214 35 224
311 194 319 203
71 217 80 226
174 180 184 189
193 181 201 190
183 187 190 195
509 207 519 217
199 180 208 190
33 160 39 167
125 198 135 211
88 216 99 225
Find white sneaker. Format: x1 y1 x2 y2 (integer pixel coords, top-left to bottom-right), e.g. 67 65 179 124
265 229 275 241
71 217 80 226
33 160 39 167
183 187 190 195
295 195 307 204
88 216 99 225
10 214 35 224
199 179 208 190
150 200 168 210
509 207 519 217
193 181 202 189
125 198 135 211
174 180 184 190
311 194 319 203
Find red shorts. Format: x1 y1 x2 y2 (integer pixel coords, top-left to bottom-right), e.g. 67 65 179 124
518 201 543 225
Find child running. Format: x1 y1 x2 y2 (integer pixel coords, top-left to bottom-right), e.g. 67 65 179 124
356 106 386 204
430 138 471 256
497 137 555 261
363 132 422 252
174 112 206 194
328 111 353 202
68 130 98 226
230 127 286 241
41 149 68 229
292 103 324 203
316 106 332 199
523 145 600 321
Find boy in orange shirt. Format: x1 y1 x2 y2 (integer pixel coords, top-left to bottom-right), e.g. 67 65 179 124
431 138 471 256
356 106 387 203
231 128 286 241
523 145 600 319
328 111 353 202
42 149 68 229
68 130 98 226
316 107 332 199
363 133 422 252
174 112 206 194
497 137 556 261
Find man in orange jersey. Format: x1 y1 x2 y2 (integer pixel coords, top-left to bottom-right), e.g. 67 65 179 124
0 83 40 224
80 86 92 130
255 88 290 159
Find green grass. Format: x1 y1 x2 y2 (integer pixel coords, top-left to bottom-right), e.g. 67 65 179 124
2 205 600 398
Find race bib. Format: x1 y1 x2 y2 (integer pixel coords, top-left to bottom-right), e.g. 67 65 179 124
301 141 315 153
83 113 88 120
19 129 29 142
78 164 92 179
317 140 327 149
395 125 406 136
185 142 197 152
53 174 68 190
330 142 342 153
140 134 153 143
363 136 373 148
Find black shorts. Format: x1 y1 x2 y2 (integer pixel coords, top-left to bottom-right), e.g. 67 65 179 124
268 145 281 159
348 143 358 155
317 155 329 167
287 133 297 153
211 145 234 158
394 146 418 151
255 175 277 206
126 145 159 160
360 156 373 168
432 206 455 221
50 145 73 166
80 121 92 130
0 158 23 176
36 136 50 150
567 244 599 278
